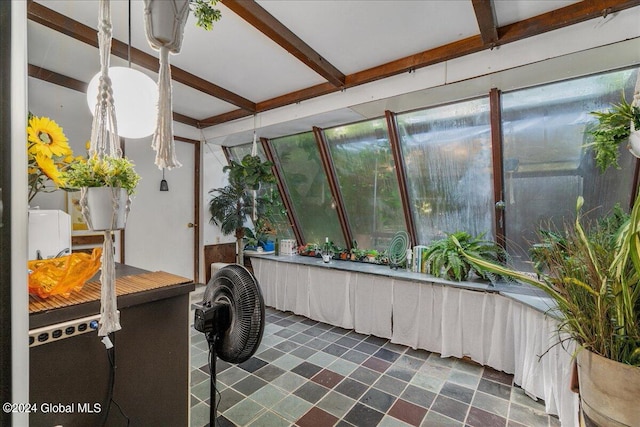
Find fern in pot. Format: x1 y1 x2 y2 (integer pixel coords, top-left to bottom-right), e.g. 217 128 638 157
63 155 140 231
422 231 507 283
588 94 640 171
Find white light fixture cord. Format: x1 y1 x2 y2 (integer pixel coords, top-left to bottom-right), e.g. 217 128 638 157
91 0 123 336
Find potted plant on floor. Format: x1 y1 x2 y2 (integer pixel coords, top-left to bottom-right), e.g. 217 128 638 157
453 197 640 426
63 155 140 231
209 154 276 265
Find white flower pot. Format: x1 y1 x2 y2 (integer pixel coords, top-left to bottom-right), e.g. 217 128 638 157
81 187 130 231
628 129 640 158
143 0 189 53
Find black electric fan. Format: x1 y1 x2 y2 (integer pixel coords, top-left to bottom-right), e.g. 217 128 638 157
194 264 265 426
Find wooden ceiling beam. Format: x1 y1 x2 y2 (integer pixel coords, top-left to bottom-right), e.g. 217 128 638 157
28 64 88 93
28 64 201 128
472 0 499 46
27 1 256 113
497 0 640 43
200 0 640 127
221 0 346 87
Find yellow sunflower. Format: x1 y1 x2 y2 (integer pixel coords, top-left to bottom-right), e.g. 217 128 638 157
27 116 71 158
35 153 65 187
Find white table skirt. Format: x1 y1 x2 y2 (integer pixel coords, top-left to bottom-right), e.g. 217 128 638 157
252 257 578 427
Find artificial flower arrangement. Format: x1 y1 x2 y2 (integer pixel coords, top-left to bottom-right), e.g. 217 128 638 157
27 113 80 202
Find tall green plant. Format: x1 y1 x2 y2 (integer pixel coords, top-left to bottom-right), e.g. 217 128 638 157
209 154 275 264
453 197 640 365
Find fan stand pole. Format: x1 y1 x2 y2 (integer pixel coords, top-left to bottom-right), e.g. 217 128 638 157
208 335 218 427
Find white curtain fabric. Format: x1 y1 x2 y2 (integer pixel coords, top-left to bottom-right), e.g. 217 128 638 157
352 274 392 338
309 268 353 329
251 257 579 427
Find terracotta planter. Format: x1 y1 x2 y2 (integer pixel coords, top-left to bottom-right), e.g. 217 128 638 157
81 187 130 231
577 348 640 427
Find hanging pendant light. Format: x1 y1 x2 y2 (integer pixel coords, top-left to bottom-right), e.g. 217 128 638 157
86 0 158 139
160 168 169 191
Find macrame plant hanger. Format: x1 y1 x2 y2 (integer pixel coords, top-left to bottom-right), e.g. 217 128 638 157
143 0 190 170
84 0 125 336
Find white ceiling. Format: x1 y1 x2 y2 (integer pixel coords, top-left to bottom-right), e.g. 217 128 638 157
28 0 639 147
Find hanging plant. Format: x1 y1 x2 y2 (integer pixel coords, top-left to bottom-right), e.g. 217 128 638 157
224 154 276 190
587 95 640 172
62 155 141 195
190 0 222 30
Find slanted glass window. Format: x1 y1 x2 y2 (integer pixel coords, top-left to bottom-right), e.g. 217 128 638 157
227 143 294 240
270 132 345 247
397 98 494 244
501 68 638 267
228 143 264 161
324 119 405 250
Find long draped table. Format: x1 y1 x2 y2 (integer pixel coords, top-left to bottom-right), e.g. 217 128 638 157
250 255 579 427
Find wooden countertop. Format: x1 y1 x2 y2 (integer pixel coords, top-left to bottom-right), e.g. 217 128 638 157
29 263 195 329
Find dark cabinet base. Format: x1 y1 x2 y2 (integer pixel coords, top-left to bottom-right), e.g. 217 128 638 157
29 284 192 426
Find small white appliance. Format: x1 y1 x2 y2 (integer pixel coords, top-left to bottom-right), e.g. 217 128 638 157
28 209 72 260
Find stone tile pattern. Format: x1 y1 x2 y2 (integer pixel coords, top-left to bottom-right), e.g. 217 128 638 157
190 289 560 427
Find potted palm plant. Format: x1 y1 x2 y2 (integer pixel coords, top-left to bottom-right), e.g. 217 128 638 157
208 154 276 264
63 155 140 231
453 196 640 426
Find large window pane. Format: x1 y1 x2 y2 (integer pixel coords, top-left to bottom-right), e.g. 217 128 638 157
271 132 345 247
228 143 265 161
226 143 294 240
397 98 494 244
502 68 638 267
324 119 405 251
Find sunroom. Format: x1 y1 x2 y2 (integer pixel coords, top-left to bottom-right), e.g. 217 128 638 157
3 1 640 426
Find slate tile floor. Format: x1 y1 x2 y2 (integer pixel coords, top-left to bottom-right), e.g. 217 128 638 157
189 287 561 427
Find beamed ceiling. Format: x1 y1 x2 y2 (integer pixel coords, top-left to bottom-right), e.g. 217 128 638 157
27 0 640 144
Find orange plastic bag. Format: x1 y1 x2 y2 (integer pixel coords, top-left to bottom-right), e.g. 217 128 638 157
28 248 102 299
